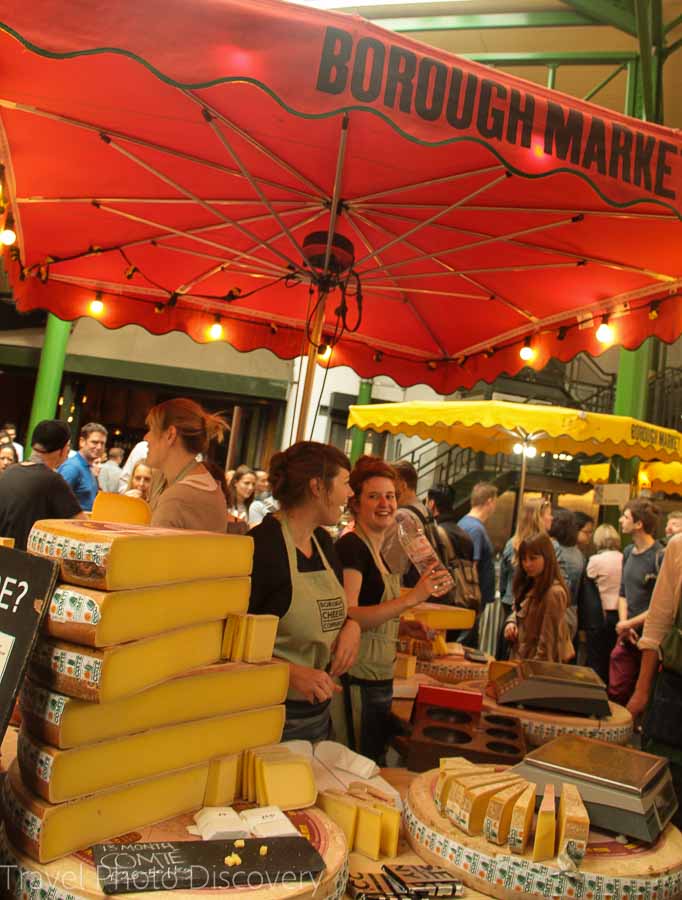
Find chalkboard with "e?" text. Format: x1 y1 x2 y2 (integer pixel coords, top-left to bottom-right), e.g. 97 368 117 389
0 545 58 744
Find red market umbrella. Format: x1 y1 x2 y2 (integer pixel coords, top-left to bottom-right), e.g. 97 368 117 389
2 0 682 408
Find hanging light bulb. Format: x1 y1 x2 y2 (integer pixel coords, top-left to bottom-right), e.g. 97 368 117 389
525 445 537 458
596 316 614 345
519 338 535 362
89 293 104 316
318 343 332 362
208 316 224 341
512 443 524 455
0 225 16 246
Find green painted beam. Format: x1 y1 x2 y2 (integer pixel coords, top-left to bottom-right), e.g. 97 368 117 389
463 51 638 66
376 11 595 34
634 0 656 120
350 380 373 466
62 353 288 400
560 0 637 36
665 13 682 34
0 344 41 369
26 314 71 447
583 62 627 101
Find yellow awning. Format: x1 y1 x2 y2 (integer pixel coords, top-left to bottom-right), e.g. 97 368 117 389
580 461 682 494
347 400 682 463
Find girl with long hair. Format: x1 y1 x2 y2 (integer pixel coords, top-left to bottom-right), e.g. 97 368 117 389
227 464 256 522
503 532 571 662
499 498 553 607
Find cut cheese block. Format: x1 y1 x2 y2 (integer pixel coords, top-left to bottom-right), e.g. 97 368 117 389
446 775 521 835
17 705 285 802
532 784 556 862
489 660 518 683
244 614 279 663
354 802 383 860
508 782 537 854
2 759 209 863
318 791 358 845
432 633 449 656
29 620 224 702
394 653 417 680
373 800 401 858
27 519 253 591
483 779 529 845
204 753 242 806
45 577 250 646
408 604 475 631
230 615 248 662
254 748 294 804
447 770 516 812
557 782 589 864
221 616 238 659
20 660 289 748
435 764 495 810
439 756 478 770
258 755 317 810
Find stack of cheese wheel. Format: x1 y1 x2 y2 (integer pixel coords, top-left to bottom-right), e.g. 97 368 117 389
3 518 292 866
403 758 682 899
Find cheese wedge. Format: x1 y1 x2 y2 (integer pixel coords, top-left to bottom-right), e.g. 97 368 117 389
258 755 317 810
393 653 417 680
204 753 242 806
408 604 475 631
19 660 289 748
489 660 518 683
221 617 238 659
27 519 253 590
483 779 529 844
244 614 279 663
447 770 517 811
557 783 589 864
439 756 478 770
532 784 556 862
230 615 248 663
45 578 250 646
18 705 284 803
447 776 521 835
435 764 495 809
318 791 358 845
354 803 383 860
508 782 537 854
372 800 401 858
254 748 294 804
30 621 224 702
3 759 209 863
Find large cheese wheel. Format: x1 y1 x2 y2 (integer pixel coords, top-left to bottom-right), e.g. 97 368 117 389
404 769 682 900
465 679 633 747
416 656 489 684
27 519 253 590
0 806 348 900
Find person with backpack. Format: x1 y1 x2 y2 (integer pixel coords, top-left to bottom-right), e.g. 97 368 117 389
458 482 498 610
608 499 664 706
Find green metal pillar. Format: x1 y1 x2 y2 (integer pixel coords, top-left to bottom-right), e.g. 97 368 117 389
349 380 373 465
26 313 71 448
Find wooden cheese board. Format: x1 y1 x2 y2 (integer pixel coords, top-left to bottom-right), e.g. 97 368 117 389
464 680 633 747
0 807 348 900
404 769 682 900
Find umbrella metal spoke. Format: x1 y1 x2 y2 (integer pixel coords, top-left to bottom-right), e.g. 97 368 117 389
457 273 539 323
183 91 327 201
0 98 316 201
345 210 449 357
353 172 509 268
354 284 487 300
105 138 303 273
357 214 578 279
351 209 458 275
361 262 580 283
356 202 678 221
95 203 289 275
203 112 310 262
351 165 504 204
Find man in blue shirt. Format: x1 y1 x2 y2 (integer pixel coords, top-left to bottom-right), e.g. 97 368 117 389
58 422 107 511
458 482 498 609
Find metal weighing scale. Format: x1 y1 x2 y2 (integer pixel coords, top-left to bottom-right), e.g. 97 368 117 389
512 735 678 842
494 660 611 717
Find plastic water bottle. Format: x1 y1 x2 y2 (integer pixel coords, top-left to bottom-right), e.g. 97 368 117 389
395 509 454 597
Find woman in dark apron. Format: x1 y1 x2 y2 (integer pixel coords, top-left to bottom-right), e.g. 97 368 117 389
336 456 445 762
248 441 360 742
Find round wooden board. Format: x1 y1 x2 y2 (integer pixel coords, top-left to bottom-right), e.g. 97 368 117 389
404 770 682 900
463 679 633 747
0 808 348 900
416 655 489 684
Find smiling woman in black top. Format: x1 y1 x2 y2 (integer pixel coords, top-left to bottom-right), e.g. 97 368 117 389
248 441 360 742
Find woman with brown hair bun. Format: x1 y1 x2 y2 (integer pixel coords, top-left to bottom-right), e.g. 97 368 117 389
144 398 229 532
248 441 360 742
336 455 443 762
504 532 572 663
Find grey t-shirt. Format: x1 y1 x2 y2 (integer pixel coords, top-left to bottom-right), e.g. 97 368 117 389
620 540 664 618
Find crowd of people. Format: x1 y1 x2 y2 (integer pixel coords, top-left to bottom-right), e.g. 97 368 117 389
1 401 681 817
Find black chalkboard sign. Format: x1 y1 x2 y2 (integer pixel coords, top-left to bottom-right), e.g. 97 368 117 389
93 836 327 895
0 545 58 744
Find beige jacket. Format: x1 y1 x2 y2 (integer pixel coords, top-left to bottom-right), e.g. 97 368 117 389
512 582 569 663
151 469 228 533
639 533 682 655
